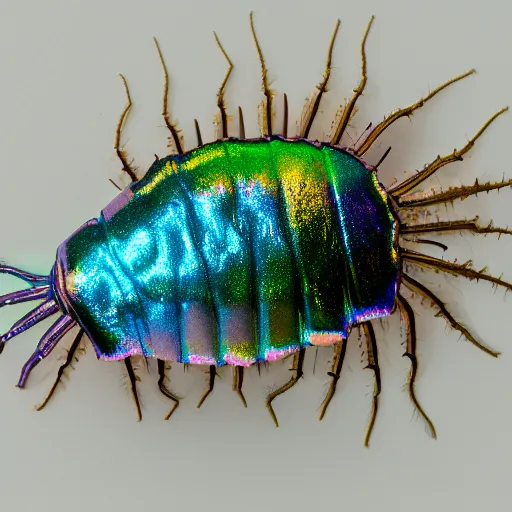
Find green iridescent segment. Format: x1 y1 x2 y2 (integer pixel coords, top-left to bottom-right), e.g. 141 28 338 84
58 137 398 365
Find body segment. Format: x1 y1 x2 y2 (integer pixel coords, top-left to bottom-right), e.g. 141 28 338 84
56 137 398 365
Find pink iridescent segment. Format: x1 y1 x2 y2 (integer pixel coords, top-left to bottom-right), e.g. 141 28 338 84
265 345 300 362
223 353 256 367
188 354 217 365
309 332 344 346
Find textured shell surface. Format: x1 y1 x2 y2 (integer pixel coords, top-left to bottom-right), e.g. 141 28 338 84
56 136 398 365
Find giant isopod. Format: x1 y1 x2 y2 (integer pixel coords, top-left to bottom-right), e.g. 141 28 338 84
1 13 510 446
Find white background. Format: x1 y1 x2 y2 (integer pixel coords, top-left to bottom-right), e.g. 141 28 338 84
0 0 511 510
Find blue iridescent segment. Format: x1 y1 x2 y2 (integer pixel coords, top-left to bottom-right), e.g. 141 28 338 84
55 137 398 365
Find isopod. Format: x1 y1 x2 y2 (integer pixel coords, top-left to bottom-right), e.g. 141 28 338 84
1 13 510 446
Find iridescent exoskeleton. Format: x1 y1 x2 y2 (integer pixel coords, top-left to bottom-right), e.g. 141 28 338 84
1 13 510 445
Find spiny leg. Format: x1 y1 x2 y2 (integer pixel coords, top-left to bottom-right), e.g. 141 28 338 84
36 328 85 411
331 16 374 145
266 348 305 427
398 177 512 209
213 32 234 138
250 11 273 136
238 106 246 138
401 249 512 291
115 74 138 183
156 359 179 420
197 365 216 408
194 119 203 146
124 357 142 421
318 340 347 421
401 217 512 237
153 37 183 154
232 366 247 408
361 322 381 447
299 19 341 138
396 293 437 438
391 107 508 197
401 272 499 357
356 69 475 156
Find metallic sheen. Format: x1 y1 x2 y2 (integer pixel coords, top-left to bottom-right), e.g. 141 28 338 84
55 137 398 366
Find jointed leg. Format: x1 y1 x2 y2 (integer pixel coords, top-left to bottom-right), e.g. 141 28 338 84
250 11 273 136
153 37 184 154
355 69 475 156
197 365 216 408
401 273 499 357
157 359 180 420
213 32 234 138
331 16 374 145
401 217 512 237
396 293 437 438
361 322 381 447
398 178 512 209
266 348 305 427
402 249 512 291
36 328 85 411
115 74 138 183
232 366 247 407
391 107 508 197
124 357 142 421
318 340 347 420
299 19 340 138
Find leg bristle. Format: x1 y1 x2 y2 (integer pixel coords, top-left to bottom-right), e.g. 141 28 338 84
194 119 203 146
